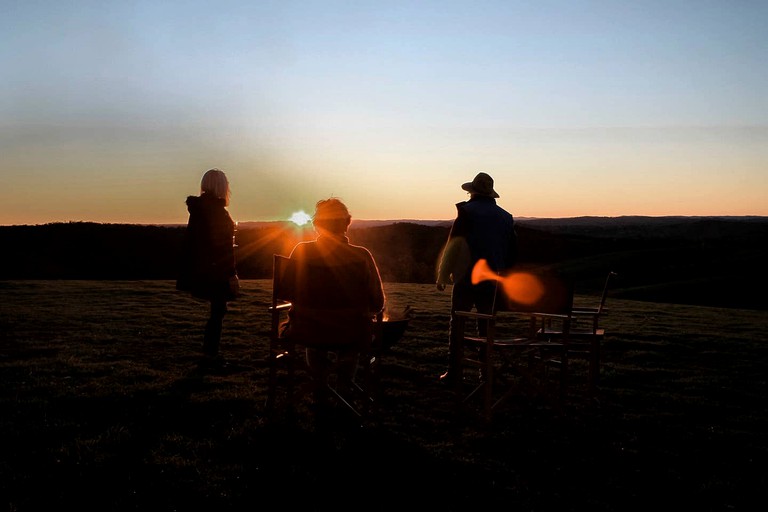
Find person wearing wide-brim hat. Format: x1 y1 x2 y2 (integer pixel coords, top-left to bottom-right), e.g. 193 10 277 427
460 171 500 198
435 171 518 384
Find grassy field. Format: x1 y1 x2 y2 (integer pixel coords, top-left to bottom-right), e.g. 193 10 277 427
1 279 767 511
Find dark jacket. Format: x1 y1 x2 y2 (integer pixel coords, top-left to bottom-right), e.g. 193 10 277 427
282 234 385 346
437 196 517 285
176 194 237 301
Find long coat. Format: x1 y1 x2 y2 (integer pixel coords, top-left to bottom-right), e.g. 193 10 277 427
176 194 237 301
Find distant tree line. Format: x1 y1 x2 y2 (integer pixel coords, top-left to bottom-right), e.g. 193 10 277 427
1 217 766 309
0 222 454 283
0 222 184 280
0 221 607 284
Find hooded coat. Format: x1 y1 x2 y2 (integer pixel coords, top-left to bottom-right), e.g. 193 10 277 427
176 194 237 301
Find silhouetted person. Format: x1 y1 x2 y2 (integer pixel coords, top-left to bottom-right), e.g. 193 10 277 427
436 172 517 384
281 198 385 401
177 168 239 363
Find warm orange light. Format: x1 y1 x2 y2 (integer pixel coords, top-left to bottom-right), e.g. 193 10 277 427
471 258 544 305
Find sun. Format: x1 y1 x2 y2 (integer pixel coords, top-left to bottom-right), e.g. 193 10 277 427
288 210 312 226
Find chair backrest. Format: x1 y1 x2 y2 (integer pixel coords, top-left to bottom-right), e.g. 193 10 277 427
290 257 371 310
495 271 574 316
273 253 375 347
596 271 617 313
272 254 291 304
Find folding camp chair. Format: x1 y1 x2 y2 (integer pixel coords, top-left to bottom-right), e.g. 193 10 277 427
266 254 384 422
537 271 616 393
453 265 574 421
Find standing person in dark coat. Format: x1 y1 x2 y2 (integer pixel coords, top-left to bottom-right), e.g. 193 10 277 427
177 168 239 362
436 171 518 384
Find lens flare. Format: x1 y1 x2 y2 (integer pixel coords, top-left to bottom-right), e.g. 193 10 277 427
289 210 312 226
471 259 544 305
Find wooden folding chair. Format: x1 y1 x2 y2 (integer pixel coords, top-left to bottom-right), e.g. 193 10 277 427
454 270 574 422
537 271 616 393
266 254 384 422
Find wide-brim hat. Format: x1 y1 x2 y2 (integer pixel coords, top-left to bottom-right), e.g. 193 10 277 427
461 172 499 198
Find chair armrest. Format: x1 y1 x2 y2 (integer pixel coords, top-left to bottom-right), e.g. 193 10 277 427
571 310 599 322
268 301 292 312
455 310 494 320
572 307 609 317
571 307 599 314
530 312 571 321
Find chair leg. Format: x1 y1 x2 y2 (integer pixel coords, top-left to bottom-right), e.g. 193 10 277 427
309 347 384 422
266 349 278 412
559 352 568 402
589 337 601 392
453 322 465 412
482 353 493 422
265 345 303 418
357 353 381 418
266 345 280 413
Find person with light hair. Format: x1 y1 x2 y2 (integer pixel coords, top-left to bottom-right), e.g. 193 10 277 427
177 168 239 364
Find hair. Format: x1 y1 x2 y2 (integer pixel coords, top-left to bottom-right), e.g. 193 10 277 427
200 168 231 206
312 197 351 235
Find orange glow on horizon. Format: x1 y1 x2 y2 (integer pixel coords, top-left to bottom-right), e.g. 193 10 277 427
471 259 544 305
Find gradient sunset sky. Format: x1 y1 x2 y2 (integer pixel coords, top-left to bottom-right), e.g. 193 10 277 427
2 0 766 226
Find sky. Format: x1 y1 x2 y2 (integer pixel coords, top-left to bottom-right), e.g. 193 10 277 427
2 0 767 226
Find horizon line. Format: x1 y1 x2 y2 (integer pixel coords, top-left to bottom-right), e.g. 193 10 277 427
2 214 767 228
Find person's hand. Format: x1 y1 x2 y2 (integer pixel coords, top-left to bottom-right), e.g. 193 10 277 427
436 281 446 292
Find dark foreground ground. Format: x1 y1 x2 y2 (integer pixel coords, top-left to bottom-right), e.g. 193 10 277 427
1 280 767 511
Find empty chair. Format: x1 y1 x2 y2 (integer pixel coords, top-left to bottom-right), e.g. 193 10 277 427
453 263 574 421
537 271 616 393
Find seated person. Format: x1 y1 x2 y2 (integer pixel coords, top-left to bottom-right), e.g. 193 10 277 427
281 198 386 396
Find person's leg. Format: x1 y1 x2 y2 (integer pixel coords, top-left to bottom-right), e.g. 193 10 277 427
473 281 499 336
306 347 332 405
473 282 498 382
335 347 359 393
203 299 227 357
306 347 330 382
442 279 474 381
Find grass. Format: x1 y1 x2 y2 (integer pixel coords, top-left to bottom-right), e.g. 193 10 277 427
1 279 767 511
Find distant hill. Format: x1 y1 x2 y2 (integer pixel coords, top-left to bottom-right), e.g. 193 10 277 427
517 215 768 238
1 216 766 309
353 219 454 229
239 215 765 233
236 219 453 230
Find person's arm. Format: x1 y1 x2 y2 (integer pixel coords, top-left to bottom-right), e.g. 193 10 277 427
437 204 469 290
365 250 386 313
281 243 304 302
210 211 237 279
505 222 518 269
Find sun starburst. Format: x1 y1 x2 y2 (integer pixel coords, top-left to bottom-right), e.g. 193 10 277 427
289 210 312 226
